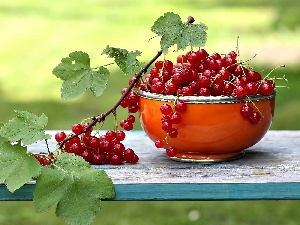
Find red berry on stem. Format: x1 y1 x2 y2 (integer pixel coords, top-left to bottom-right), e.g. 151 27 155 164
124 148 135 162
166 146 178 157
130 153 139 164
175 101 187 113
113 143 125 156
232 85 247 99
155 60 164 70
161 121 173 133
82 123 93 136
71 123 83 135
259 80 275 96
163 60 173 72
155 139 164 148
246 82 259 96
168 128 178 138
160 103 173 115
92 153 105 165
128 104 139 113
240 104 254 119
249 111 261 124
111 154 123 165
69 142 84 155
170 112 181 124
105 130 117 141
55 131 67 142
127 115 136 123
116 130 126 141
81 150 93 163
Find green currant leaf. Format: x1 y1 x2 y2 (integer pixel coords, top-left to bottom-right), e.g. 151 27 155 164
0 110 51 145
0 137 41 192
151 12 207 53
52 51 110 100
177 23 208 51
34 153 115 225
102 46 144 75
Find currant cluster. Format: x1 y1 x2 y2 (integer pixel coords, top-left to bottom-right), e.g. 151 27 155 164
33 152 55 166
240 103 261 124
119 88 139 131
54 123 139 165
154 100 187 157
138 48 276 124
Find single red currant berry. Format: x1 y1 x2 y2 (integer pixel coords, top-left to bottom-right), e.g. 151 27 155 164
113 143 125 156
160 103 173 115
227 50 237 60
92 153 105 165
111 154 123 165
232 85 247 99
130 153 139 164
99 139 113 153
87 136 100 149
166 146 178 157
259 80 275 96
128 92 139 104
246 82 259 96
176 54 187 63
122 121 134 131
55 131 67 142
161 121 173 133
170 112 181 124
120 98 130 108
163 60 173 72
175 101 187 113
124 148 135 162
249 111 261 124
155 140 164 148
155 60 164 70
127 115 136 123
69 142 84 155
105 130 117 141
198 87 211 96
240 104 254 119
82 123 93 136
168 128 178 138
128 104 139 113
81 149 93 163
115 130 126 142
71 123 83 135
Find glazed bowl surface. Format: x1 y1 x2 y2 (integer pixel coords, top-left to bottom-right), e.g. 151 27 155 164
138 91 275 162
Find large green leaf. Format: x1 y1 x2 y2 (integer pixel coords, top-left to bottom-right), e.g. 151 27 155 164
34 153 115 225
102 46 144 75
0 137 41 192
52 51 110 100
151 12 208 53
0 110 51 145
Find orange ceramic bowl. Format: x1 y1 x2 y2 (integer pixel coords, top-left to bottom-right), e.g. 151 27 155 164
138 91 275 162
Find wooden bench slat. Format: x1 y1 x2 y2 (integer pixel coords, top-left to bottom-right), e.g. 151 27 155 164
1 130 299 200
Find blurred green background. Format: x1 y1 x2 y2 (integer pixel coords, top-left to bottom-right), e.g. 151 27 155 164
0 0 299 224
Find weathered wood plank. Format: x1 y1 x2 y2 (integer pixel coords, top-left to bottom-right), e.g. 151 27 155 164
1 182 300 201
1 130 299 200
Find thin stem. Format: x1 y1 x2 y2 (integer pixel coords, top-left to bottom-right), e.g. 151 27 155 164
45 139 51 154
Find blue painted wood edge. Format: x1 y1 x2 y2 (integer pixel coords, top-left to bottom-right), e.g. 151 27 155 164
1 182 299 201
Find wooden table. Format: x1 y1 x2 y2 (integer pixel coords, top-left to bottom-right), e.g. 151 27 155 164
1 130 299 201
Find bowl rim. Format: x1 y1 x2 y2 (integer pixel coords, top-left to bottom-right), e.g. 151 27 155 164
137 90 276 104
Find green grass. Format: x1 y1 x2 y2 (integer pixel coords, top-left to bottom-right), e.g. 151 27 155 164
0 0 299 224
1 201 300 225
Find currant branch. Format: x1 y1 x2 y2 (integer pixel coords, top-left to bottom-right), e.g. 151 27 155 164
58 15 196 149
